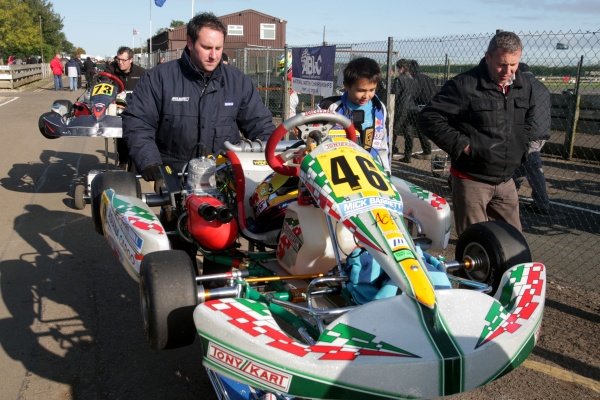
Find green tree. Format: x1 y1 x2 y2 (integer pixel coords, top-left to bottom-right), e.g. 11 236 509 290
23 0 73 60
170 20 185 28
0 0 39 59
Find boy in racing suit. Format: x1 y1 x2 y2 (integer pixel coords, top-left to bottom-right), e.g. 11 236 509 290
318 57 390 174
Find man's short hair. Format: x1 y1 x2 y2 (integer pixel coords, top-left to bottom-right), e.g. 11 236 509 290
343 57 381 87
487 31 523 54
187 12 226 43
117 46 134 59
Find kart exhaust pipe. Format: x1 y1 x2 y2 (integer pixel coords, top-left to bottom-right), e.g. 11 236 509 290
198 204 233 223
199 204 218 221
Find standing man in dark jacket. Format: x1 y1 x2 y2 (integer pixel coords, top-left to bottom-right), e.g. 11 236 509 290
83 57 96 89
106 46 146 91
123 12 274 178
391 59 418 162
107 46 146 168
409 60 436 159
418 31 535 235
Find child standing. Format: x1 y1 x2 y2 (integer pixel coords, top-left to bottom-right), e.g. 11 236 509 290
318 57 390 173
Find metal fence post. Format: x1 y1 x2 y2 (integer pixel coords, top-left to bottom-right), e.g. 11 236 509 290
386 37 395 164
564 55 584 160
283 45 290 121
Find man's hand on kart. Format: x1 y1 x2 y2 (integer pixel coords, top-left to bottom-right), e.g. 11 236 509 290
142 164 162 182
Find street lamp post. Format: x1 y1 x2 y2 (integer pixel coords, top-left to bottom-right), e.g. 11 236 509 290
39 16 44 64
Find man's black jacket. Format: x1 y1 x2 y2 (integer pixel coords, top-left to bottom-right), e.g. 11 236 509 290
418 58 535 184
122 49 274 171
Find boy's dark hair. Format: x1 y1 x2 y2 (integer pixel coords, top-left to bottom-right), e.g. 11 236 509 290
343 57 381 87
187 12 226 43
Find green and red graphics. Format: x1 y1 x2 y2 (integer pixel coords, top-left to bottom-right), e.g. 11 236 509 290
477 262 545 348
195 262 545 399
101 189 170 278
206 298 419 360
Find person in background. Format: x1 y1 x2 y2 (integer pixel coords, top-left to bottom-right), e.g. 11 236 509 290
106 46 146 92
408 59 436 160
221 52 229 64
319 57 390 173
513 62 552 215
391 59 418 163
418 31 535 235
122 12 274 179
65 55 81 91
278 52 298 120
49 53 64 91
83 57 96 89
106 46 147 168
76 56 84 88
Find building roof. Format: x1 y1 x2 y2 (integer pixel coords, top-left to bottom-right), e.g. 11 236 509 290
219 9 286 22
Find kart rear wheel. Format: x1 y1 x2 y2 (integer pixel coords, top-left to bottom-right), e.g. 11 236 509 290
90 171 140 235
139 250 198 350
73 183 86 210
455 221 531 294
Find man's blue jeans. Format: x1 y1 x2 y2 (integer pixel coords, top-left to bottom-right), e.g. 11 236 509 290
53 74 62 90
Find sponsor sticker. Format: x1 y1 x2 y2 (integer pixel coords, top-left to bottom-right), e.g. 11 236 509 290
207 343 292 392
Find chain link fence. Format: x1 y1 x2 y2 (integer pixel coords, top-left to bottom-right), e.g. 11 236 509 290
222 30 600 289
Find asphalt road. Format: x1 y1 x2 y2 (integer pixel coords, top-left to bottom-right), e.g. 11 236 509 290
0 80 598 400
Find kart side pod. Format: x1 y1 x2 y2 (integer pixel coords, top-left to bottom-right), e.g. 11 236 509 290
186 195 238 251
277 201 356 275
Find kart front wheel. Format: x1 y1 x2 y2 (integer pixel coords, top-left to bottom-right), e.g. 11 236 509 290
90 171 140 235
73 183 86 210
139 250 198 350
455 221 531 294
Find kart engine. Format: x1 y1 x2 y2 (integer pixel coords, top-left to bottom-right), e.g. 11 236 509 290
182 156 237 250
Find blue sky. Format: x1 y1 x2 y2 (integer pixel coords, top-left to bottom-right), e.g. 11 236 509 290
52 0 600 58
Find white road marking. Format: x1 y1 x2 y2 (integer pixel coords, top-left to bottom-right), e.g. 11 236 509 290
0 97 19 107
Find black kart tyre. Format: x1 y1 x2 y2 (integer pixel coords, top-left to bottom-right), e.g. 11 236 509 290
73 183 86 210
455 221 531 294
139 250 198 350
90 171 140 235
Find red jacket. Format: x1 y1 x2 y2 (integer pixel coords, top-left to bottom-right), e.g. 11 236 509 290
50 58 63 75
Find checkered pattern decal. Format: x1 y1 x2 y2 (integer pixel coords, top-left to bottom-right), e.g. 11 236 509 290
476 263 545 348
206 298 419 360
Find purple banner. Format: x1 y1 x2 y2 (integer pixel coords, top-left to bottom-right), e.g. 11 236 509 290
291 45 336 97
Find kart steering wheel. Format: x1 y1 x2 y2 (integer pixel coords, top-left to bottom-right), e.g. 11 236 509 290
97 71 125 93
265 111 356 176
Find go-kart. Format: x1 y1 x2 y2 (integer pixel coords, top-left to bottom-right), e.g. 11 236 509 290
38 71 128 210
91 111 545 399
